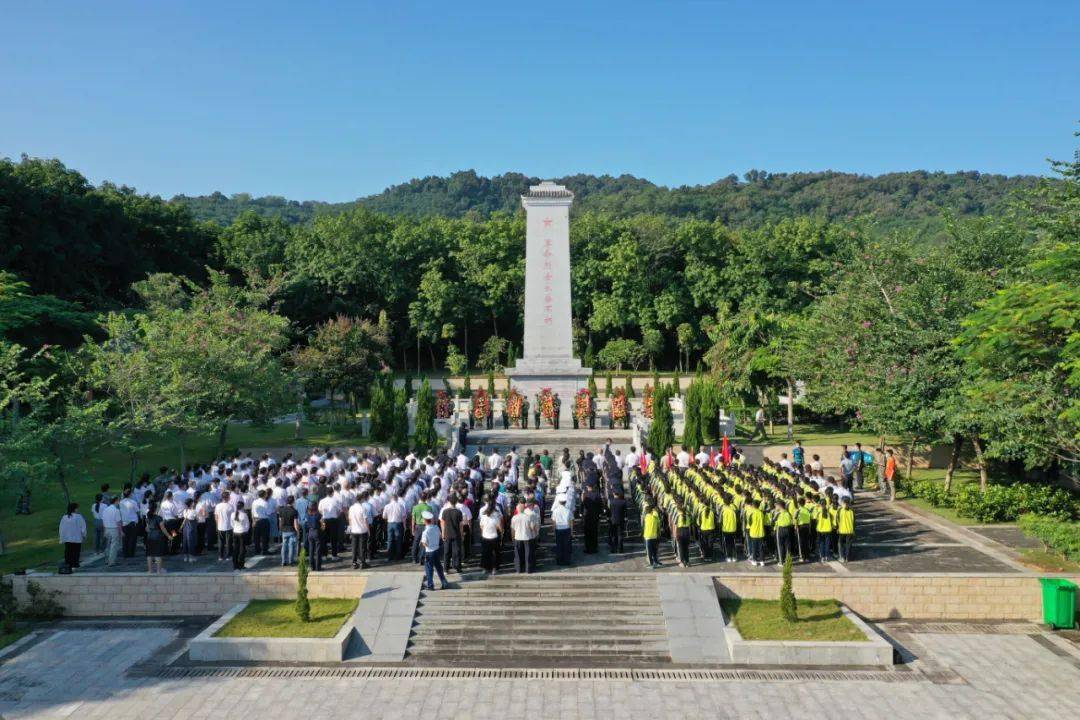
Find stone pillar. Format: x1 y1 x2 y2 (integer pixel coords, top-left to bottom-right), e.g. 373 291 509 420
505 182 591 422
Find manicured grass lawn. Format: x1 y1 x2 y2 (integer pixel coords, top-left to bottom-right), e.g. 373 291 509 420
0 627 31 651
703 423 898 447
0 421 369 576
1019 548 1080 574
721 599 867 642
215 599 358 638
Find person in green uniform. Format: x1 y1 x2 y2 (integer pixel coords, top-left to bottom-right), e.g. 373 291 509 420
410 491 431 564
672 501 692 567
720 496 739 562
837 497 855 563
815 499 834 562
697 501 716 562
795 497 813 562
642 501 662 569
773 501 794 565
745 502 766 566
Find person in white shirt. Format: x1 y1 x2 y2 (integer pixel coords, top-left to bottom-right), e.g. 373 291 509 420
551 494 573 566
59 502 87 569
251 490 273 555
214 493 234 562
347 500 370 569
676 446 692 468
230 500 251 570
119 489 140 558
695 448 710 467
382 493 407 563
99 497 123 566
477 496 503 575
318 491 342 559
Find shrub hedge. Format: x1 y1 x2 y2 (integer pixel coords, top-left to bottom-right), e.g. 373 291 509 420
907 480 1077 523
1018 514 1080 564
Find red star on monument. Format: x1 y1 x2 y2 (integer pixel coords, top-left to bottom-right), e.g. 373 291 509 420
543 218 553 227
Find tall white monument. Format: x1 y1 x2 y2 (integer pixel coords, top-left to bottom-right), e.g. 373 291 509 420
505 181 591 420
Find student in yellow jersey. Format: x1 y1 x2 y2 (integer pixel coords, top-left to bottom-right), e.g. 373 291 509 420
795 497 813 562
720 495 739 562
815 498 834 562
837 497 856 563
697 498 716 561
773 500 794 565
672 501 692 568
745 501 766 566
642 500 662 569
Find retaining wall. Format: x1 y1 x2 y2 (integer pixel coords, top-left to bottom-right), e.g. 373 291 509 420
10 572 367 617
715 574 1079 622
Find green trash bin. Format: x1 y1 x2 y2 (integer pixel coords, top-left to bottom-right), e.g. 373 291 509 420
1040 578 1077 629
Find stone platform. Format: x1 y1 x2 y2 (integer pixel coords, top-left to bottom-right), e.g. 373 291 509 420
463 427 634 454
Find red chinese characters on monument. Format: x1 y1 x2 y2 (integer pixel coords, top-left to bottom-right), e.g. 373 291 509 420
541 224 554 325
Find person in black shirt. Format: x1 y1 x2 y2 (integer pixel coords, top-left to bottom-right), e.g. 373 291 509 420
608 490 627 553
582 486 602 554
277 496 300 566
440 496 464 572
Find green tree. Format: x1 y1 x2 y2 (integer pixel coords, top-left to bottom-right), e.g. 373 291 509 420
413 378 437 453
295 547 311 622
292 315 389 427
368 374 393 442
649 385 675 457
780 555 798 622
625 373 636 399
676 322 696 371
127 272 293 457
445 344 467 376
478 335 508 372
597 338 646 371
389 385 410 453
682 380 704 450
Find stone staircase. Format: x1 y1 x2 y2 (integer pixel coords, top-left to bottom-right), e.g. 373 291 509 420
405 574 672 665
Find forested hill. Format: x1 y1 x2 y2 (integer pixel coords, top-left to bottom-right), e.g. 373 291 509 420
172 169 1042 233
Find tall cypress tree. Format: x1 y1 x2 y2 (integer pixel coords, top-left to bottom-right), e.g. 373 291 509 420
389 385 409 453
649 385 675 457
413 378 437 453
625 373 636 399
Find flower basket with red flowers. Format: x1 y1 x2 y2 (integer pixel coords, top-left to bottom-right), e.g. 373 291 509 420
472 389 490 422
643 384 654 420
611 387 629 428
574 388 591 422
539 388 555 424
506 388 524 422
435 390 453 419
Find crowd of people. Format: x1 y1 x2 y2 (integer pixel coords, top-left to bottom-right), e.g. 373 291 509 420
61 441 890 578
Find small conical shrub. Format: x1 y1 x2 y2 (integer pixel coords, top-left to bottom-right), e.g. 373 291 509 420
780 554 798 623
296 547 311 622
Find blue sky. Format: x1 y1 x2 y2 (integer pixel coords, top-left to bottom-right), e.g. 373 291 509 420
1 1 1077 201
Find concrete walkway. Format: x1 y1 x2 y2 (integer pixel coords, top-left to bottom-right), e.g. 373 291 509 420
2 623 1079 719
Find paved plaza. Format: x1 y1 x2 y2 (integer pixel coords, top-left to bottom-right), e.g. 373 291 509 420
1 622 1078 719
74 491 1025 577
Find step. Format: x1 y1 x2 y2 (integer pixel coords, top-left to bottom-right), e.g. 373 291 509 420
405 652 673 663
413 615 663 626
406 634 669 651
416 599 660 610
409 625 666 638
409 627 668 640
413 610 665 622
416 587 658 597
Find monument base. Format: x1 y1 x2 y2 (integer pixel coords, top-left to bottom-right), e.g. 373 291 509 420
505 360 592 423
